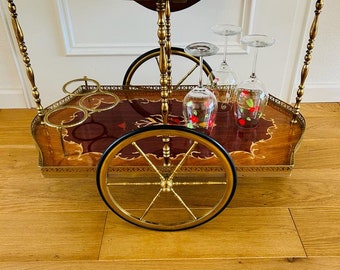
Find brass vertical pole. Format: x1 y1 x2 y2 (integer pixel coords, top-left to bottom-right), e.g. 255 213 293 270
156 0 171 166
156 0 169 125
291 0 324 124
165 0 172 93
7 0 44 121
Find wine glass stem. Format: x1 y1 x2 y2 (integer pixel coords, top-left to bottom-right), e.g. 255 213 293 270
199 56 203 88
251 47 258 79
223 36 228 64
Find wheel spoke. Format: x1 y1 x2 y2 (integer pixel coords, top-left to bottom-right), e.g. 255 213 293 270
106 182 160 186
174 63 199 89
168 140 198 182
171 188 197 220
173 181 227 185
140 188 163 221
132 141 165 181
154 56 160 67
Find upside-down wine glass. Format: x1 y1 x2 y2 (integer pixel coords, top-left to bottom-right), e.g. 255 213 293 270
234 34 275 128
208 24 242 111
183 42 219 134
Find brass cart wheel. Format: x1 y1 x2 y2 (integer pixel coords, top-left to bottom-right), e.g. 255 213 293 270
122 47 212 87
97 125 237 231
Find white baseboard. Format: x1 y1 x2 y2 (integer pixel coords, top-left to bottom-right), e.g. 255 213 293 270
0 89 29 108
291 83 340 103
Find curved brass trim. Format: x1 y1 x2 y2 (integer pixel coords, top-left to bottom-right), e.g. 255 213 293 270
44 105 88 129
62 76 100 96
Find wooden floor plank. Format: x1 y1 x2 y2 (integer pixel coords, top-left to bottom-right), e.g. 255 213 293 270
303 117 340 139
294 139 340 169
299 102 340 118
230 168 340 208
0 147 40 178
291 207 340 256
1 257 340 270
0 175 106 212
0 109 37 146
100 208 305 260
0 148 106 213
0 211 107 262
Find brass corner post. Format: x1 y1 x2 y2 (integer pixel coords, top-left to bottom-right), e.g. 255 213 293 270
291 0 324 124
165 0 172 92
157 0 171 166
156 0 169 125
7 0 44 121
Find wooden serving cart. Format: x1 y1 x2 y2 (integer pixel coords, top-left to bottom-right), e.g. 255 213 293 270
6 0 323 230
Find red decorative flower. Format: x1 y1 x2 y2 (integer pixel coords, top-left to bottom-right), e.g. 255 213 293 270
238 118 246 126
241 89 250 96
190 115 199 123
249 106 260 113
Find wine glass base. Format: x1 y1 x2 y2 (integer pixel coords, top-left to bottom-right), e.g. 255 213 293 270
241 34 275 48
211 24 242 37
184 42 219 57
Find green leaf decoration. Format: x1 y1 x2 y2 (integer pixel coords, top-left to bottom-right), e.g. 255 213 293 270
246 98 254 108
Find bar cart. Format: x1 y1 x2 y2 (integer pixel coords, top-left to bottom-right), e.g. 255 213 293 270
6 0 323 230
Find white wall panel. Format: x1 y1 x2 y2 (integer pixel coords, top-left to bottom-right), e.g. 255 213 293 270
58 0 253 56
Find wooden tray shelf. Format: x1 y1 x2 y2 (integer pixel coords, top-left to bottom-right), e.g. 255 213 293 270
31 85 305 178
